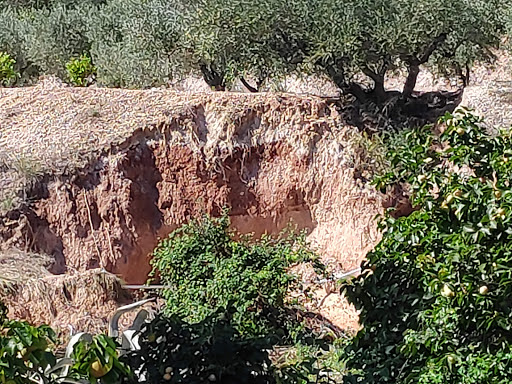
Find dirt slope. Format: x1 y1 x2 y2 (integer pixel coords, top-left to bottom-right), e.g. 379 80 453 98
1 53 511 334
0 85 384 332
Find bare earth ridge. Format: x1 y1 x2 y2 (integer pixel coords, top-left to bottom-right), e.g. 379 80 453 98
0 54 511 336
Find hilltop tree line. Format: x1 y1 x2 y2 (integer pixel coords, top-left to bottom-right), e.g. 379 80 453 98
0 0 510 118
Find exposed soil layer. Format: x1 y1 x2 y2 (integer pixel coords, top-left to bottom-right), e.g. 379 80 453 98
0 90 383 331
3 55 511 333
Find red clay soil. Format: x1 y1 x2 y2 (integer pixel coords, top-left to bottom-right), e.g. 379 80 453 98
0 89 384 332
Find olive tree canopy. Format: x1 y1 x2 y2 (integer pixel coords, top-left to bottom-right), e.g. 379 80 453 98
186 0 506 119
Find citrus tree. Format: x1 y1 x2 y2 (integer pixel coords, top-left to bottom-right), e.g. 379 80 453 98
342 109 512 383
0 301 130 383
125 309 275 384
68 333 132 383
0 302 57 383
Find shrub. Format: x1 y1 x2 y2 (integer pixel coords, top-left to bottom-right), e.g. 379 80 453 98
147 214 342 383
19 2 95 79
342 109 512 383
150 214 320 339
0 0 106 9
126 309 275 384
66 54 96 86
0 51 17 85
0 8 38 85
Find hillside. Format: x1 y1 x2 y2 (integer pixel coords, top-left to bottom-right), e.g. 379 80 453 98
0 86 384 333
1 53 511 336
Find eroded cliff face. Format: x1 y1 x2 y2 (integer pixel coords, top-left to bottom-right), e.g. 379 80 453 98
0 89 383 330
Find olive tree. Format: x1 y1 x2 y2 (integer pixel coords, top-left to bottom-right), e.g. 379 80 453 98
183 0 505 119
181 0 304 91
20 3 96 79
87 0 183 88
309 1 504 104
0 2 98 83
0 7 30 81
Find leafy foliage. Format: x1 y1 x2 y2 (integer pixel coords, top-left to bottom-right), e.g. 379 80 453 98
148 214 342 383
69 333 132 383
0 0 106 10
274 0 506 104
87 0 183 88
0 0 507 100
0 51 18 85
180 0 295 90
151 214 319 339
127 307 347 384
342 109 512 383
66 54 96 86
0 8 35 85
179 0 507 101
0 302 57 383
126 308 275 384
18 2 96 79
0 301 130 383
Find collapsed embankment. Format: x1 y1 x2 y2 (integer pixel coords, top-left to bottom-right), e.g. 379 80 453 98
0 82 387 332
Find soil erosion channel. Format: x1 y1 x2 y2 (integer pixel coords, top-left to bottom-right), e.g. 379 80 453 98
0 86 385 332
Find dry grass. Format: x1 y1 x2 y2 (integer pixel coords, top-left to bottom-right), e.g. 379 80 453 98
0 248 53 295
0 79 335 172
0 78 347 214
1 267 126 336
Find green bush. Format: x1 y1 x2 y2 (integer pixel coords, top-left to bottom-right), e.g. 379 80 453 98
0 0 106 9
342 109 512 383
66 54 96 86
150 214 320 339
0 51 17 85
148 214 342 383
20 3 95 79
0 8 37 85
126 309 275 384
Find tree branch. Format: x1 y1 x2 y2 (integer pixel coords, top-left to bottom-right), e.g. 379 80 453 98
361 66 382 84
240 77 258 93
403 63 420 100
418 33 448 64
362 66 386 99
456 64 471 87
401 34 448 99
200 63 226 91
325 64 367 102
